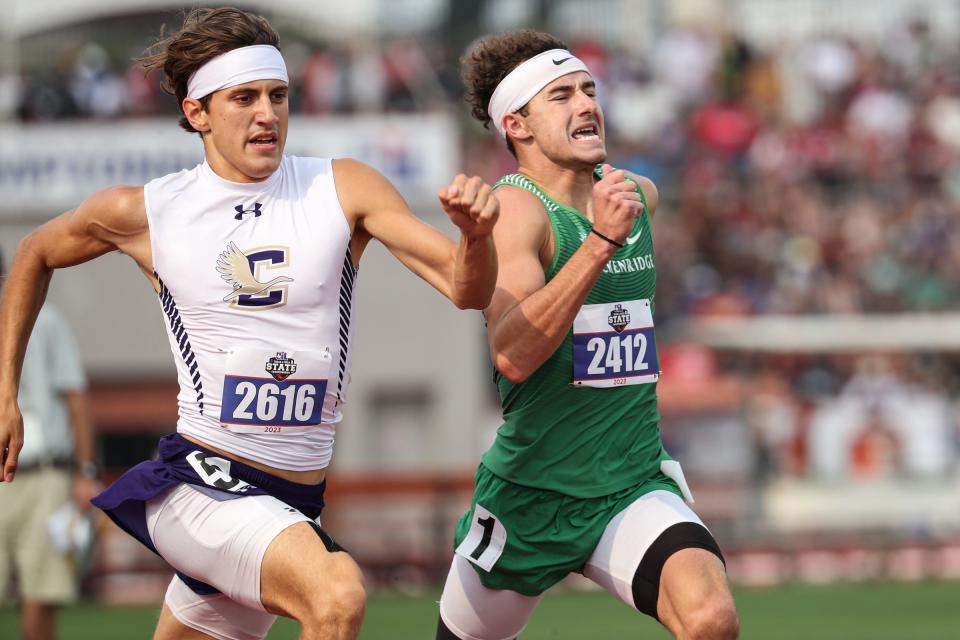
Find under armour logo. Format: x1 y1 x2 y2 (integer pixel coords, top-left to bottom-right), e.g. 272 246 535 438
234 203 263 220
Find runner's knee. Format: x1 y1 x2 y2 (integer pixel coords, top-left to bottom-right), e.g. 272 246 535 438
682 596 739 640
299 550 366 630
262 522 365 631
302 575 366 632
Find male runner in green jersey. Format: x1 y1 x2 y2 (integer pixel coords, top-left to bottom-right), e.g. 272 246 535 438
436 31 739 640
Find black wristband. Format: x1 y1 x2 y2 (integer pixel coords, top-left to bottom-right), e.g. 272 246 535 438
591 227 624 248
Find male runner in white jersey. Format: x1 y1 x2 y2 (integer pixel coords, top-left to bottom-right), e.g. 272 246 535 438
0 8 498 640
435 31 738 640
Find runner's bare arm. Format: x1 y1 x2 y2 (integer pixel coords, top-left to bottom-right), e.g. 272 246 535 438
333 158 498 309
625 172 659 220
483 186 612 383
485 169 657 383
0 186 149 482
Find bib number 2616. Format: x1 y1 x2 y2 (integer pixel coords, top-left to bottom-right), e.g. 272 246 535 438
229 381 318 423
219 349 329 432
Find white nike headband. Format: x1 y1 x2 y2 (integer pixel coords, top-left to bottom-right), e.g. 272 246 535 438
186 44 288 100
487 49 590 138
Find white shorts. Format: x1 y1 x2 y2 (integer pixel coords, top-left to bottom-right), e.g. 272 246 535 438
439 490 707 640
146 483 312 640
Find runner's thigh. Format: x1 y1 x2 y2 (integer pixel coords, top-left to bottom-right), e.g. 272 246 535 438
154 574 277 640
438 554 542 640
257 517 365 624
146 483 312 611
582 489 718 614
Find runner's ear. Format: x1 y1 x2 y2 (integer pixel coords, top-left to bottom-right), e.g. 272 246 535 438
503 113 532 144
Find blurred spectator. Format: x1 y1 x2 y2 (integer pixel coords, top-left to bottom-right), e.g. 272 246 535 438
0 249 98 640
746 369 800 481
808 355 953 480
301 46 346 113
651 25 719 106
69 43 128 118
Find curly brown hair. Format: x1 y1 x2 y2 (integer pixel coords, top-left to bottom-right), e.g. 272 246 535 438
139 7 280 134
461 30 568 156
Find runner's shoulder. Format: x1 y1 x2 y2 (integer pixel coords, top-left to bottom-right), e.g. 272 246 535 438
493 181 552 220
623 171 658 216
81 185 147 230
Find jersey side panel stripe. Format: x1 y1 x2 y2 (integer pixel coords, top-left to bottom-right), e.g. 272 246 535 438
335 248 356 400
156 272 205 414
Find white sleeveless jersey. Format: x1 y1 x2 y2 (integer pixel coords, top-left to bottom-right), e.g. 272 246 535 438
144 156 356 471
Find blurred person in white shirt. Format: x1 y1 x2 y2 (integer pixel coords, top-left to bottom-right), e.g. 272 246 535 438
0 247 97 640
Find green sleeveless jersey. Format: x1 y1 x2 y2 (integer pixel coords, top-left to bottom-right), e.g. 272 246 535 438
482 168 671 498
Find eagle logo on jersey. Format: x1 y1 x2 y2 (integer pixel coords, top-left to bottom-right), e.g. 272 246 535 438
607 304 631 333
216 242 293 310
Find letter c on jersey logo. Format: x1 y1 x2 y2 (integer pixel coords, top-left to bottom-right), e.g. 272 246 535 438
216 241 294 310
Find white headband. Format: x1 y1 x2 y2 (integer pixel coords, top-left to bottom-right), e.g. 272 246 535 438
487 49 590 137
187 44 288 100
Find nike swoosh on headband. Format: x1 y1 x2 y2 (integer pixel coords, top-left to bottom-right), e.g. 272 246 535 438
552 56 573 65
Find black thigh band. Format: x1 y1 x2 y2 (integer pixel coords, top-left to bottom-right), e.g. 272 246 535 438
308 520 347 553
631 521 725 620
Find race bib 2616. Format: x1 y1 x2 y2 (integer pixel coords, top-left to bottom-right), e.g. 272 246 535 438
219 348 330 433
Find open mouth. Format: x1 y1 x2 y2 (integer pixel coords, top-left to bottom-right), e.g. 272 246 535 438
571 124 600 142
248 132 278 147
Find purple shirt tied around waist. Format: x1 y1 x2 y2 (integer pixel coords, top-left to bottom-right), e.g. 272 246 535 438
91 432 327 595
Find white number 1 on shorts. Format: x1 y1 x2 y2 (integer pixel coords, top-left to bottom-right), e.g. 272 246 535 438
455 504 507 572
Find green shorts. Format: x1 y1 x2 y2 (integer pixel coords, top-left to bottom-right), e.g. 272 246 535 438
452 463 682 596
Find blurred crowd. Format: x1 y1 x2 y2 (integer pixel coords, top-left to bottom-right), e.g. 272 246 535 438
16 21 960 316
14 36 456 122
15 19 960 320
605 21 960 322
739 352 960 484
12 17 960 483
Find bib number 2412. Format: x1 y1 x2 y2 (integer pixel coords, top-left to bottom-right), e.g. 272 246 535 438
572 300 659 388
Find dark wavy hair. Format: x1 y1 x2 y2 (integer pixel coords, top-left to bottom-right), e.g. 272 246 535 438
461 30 568 157
139 7 280 134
